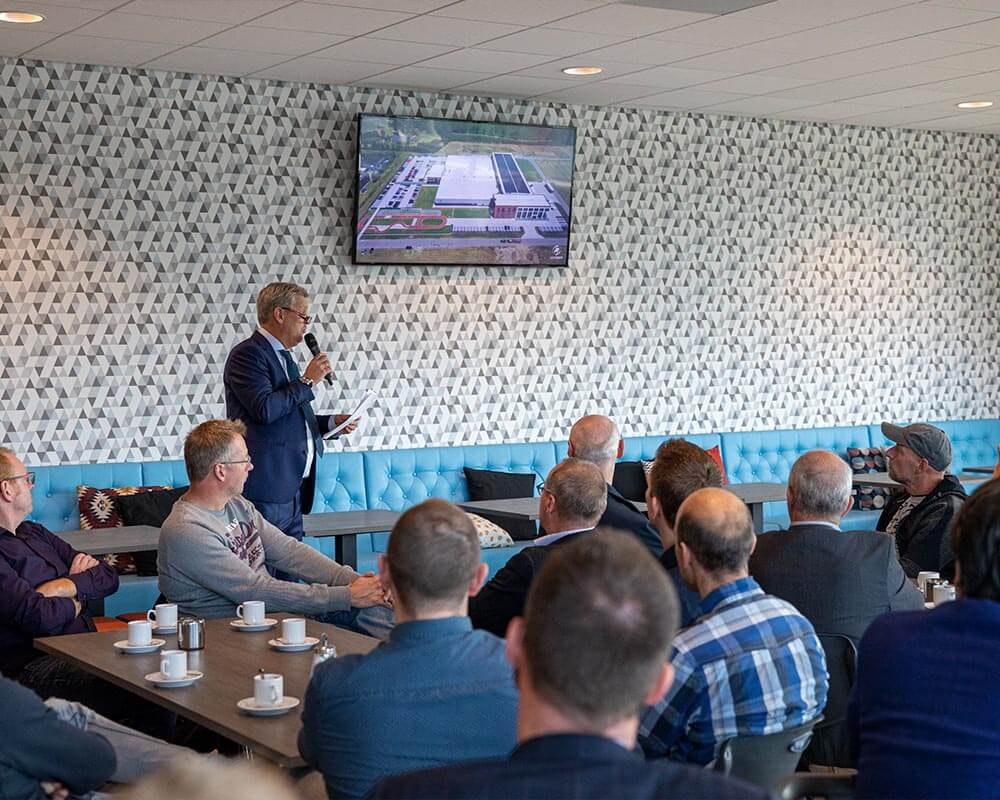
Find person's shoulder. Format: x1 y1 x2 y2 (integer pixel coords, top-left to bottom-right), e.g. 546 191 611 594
646 759 772 799
15 519 56 540
860 605 929 649
308 651 370 696
368 759 508 799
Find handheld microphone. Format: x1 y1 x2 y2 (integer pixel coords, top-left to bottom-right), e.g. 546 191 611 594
303 332 334 386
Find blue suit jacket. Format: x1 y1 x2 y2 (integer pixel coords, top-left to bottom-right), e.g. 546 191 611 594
367 734 768 800
223 331 330 506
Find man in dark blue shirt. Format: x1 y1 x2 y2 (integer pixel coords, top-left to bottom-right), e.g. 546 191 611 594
299 499 517 799
369 530 767 800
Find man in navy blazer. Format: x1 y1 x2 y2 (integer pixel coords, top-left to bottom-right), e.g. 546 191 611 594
369 530 766 800
224 282 355 541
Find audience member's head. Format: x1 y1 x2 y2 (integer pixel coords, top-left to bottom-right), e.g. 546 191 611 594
675 488 755 595
381 499 487 620
567 415 623 482
124 755 298 800
183 419 251 496
645 439 723 549
882 421 952 494
507 529 678 741
950 479 1000 602
538 458 608 534
0 446 34 528
786 450 854 525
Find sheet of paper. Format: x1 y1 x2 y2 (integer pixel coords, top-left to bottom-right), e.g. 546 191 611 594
325 390 377 438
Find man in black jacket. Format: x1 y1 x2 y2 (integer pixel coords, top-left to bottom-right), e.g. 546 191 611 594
877 422 966 578
567 415 662 556
469 458 606 637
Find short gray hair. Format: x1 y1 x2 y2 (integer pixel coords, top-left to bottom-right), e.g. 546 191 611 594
184 420 247 482
0 447 17 480
788 450 853 518
256 282 308 326
545 458 608 523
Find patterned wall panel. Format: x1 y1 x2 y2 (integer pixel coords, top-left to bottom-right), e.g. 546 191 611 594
1 57 998 465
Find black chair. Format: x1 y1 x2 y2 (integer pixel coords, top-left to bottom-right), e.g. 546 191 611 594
777 772 856 800
712 717 821 791
804 634 859 769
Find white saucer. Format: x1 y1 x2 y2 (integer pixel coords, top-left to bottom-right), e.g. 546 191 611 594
237 696 300 716
229 618 278 632
925 602 935 609
268 636 319 653
113 638 166 654
152 626 177 635
145 670 203 688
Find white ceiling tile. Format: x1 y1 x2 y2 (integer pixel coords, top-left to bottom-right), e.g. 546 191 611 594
549 4 710 37
671 46 808 73
740 0 928 27
632 87 748 109
648 15 811 47
935 17 1000 44
601 63 730 89
696 73 818 95
774 65 974 102
119 0 289 24
310 0 452 9
199 26 348 56
919 69 1000 94
838 106 964 126
577 37 722 66
453 74 579 97
375 15 523 46
533 81 659 105
699 95 810 115
906 109 1000 128
0 1 108 32
315 36 454 64
0 29 59 56
417 47 553 73
515 58 646 81
760 22 903 56
431 0 608 26
252 55 394 83
480 27 627 56
774 100 893 121
37 0 127 8
143 46 286 75
851 87 969 106
361 64 492 90
925 0 1000 9
845 3 998 38
251 2 413 36
924 44 1000 69
74 12 231 44
25 33 177 65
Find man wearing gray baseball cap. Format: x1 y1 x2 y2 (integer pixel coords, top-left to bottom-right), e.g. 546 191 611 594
877 421 967 579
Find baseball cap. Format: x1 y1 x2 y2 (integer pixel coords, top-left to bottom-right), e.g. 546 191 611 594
881 422 952 471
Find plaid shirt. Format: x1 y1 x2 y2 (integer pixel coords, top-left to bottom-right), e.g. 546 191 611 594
639 576 827 766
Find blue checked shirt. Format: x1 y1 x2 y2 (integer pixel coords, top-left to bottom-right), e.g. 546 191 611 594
639 576 827 766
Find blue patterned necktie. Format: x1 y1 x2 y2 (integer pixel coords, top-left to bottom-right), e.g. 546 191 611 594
280 350 322 445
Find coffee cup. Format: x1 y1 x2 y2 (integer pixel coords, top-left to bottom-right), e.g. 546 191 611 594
160 649 187 679
254 673 283 708
236 601 265 626
147 603 178 629
127 620 153 647
281 618 306 645
916 571 939 593
933 582 956 606
925 578 947 603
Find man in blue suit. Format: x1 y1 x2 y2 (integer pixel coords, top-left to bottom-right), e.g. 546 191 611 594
224 282 355 542
369 530 766 800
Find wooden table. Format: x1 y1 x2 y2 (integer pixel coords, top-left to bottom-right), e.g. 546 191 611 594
54 525 160 555
35 614 379 767
459 483 786 534
853 472 988 489
302 509 402 568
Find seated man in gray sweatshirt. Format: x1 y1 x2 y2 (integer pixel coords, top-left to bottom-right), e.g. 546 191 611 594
158 419 392 639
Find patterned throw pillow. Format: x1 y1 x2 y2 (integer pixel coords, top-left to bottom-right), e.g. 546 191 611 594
77 485 171 574
467 513 515 549
846 447 891 512
641 444 729 485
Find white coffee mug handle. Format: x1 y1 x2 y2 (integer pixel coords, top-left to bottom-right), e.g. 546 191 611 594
270 685 280 705
236 604 245 620
159 655 169 675
147 609 156 623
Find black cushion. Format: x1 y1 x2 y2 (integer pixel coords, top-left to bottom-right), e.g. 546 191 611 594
612 460 647 502
463 467 537 541
116 486 188 575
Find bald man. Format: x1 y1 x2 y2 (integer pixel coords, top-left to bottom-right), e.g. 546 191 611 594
567 415 662 556
639 488 827 767
750 450 922 643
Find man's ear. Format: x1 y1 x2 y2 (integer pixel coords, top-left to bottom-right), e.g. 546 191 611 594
839 491 854 519
647 493 663 524
469 562 489 597
377 554 391 592
505 617 525 670
567 441 576 457
644 662 674 706
617 438 625 459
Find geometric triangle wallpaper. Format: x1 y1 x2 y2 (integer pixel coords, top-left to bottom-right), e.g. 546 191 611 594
1 57 998 464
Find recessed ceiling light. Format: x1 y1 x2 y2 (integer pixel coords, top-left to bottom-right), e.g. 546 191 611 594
956 100 993 109
562 66 603 77
0 11 45 23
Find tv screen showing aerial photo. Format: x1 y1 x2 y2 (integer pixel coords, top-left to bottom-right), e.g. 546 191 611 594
353 114 576 267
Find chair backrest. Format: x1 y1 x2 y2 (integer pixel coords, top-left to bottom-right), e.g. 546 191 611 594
713 717 821 790
804 633 859 768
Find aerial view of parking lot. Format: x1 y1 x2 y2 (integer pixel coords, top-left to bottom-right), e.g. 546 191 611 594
354 115 576 266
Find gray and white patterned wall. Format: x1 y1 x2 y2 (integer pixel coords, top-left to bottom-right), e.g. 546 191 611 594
1 57 998 465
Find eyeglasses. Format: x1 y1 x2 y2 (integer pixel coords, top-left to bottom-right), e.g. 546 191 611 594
2 471 35 487
537 481 556 499
279 306 312 324
218 457 252 467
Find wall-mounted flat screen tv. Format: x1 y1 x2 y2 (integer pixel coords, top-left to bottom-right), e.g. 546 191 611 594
353 114 576 267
